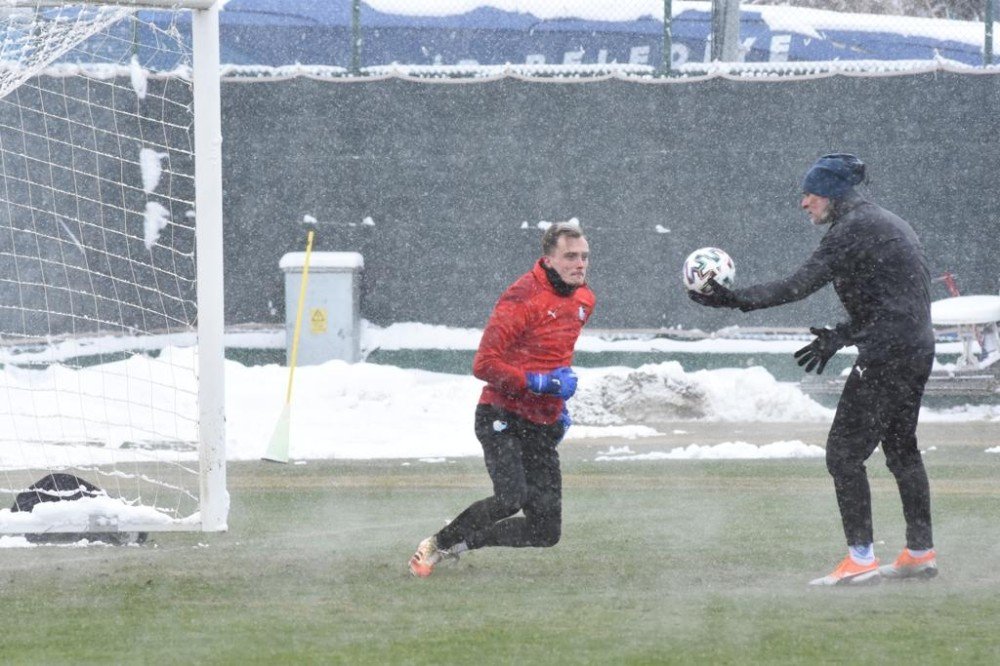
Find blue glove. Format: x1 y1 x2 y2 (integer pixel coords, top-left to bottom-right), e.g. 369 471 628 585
525 366 578 400
559 405 572 432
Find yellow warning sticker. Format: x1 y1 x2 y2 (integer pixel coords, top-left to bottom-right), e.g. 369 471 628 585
310 308 327 334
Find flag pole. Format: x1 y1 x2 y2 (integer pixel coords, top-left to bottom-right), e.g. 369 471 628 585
262 230 315 463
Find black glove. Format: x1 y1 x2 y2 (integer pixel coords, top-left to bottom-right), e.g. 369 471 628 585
793 325 852 374
687 278 742 309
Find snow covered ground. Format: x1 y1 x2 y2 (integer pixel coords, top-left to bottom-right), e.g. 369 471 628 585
0 321 994 467
1 320 996 547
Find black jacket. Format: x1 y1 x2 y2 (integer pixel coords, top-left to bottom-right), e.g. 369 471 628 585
734 192 935 360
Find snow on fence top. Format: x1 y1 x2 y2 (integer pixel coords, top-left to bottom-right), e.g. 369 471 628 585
27 0 1000 77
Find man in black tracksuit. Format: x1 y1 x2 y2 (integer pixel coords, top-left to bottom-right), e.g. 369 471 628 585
691 153 938 586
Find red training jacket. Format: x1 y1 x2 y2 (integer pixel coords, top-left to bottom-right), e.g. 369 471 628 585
473 259 596 425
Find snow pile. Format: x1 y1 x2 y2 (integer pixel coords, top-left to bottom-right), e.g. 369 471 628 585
594 441 825 461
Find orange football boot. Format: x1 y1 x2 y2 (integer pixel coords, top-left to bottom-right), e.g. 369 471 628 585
809 555 881 586
409 536 458 578
880 549 937 580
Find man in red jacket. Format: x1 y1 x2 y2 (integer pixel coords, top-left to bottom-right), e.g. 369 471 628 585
409 222 595 577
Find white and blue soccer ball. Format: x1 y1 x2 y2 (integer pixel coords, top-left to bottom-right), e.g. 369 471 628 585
682 247 736 294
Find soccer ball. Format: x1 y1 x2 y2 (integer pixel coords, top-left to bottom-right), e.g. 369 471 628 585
682 247 736 294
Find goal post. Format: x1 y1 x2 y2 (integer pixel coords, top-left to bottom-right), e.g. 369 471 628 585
191 0 226 534
0 0 226 537
192 2 229 531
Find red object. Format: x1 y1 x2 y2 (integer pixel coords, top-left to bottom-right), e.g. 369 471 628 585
473 260 596 425
935 271 960 297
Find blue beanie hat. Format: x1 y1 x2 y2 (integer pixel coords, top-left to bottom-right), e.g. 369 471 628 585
801 153 866 199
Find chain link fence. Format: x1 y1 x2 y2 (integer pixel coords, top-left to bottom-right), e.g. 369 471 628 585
695 0 997 72
283 0 996 78
11 3 997 77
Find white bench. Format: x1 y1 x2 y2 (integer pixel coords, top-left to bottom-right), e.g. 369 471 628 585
930 295 1000 370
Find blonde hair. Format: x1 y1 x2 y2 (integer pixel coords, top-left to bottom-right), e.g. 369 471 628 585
541 222 584 256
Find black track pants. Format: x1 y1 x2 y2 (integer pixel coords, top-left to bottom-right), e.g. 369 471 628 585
825 349 935 550
436 405 564 551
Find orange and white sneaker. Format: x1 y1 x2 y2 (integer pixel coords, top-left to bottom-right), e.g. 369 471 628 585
408 536 456 578
808 555 881 586
879 548 937 580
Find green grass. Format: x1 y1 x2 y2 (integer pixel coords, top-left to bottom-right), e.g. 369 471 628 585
1 436 999 664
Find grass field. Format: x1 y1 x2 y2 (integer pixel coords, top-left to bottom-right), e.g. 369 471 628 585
1 422 998 664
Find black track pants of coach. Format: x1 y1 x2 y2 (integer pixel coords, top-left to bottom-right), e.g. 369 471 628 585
435 405 563 551
826 350 935 550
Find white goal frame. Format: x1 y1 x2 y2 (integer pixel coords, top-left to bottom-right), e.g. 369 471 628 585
0 0 226 534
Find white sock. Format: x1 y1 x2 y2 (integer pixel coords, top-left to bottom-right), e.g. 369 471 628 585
849 543 875 565
907 548 930 558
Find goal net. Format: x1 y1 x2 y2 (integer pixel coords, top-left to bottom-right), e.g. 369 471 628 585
0 1 225 540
